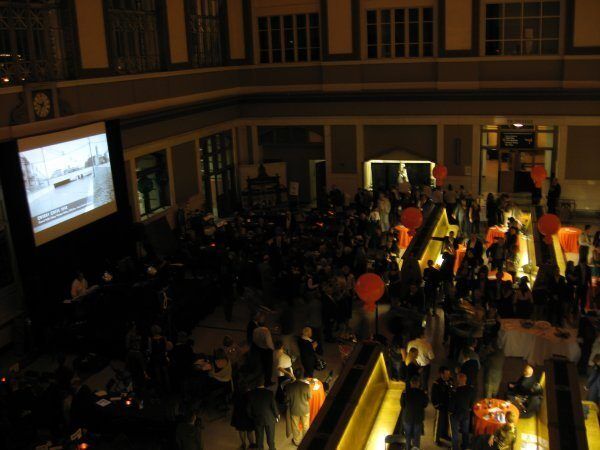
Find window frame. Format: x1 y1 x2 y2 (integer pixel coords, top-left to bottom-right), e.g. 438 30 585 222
104 0 163 75
186 0 225 68
480 0 563 57
256 12 321 64
364 6 435 60
0 0 70 86
135 149 172 219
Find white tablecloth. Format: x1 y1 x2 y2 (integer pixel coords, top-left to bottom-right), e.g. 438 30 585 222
498 319 581 366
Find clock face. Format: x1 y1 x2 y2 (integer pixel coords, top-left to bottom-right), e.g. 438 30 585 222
32 91 51 119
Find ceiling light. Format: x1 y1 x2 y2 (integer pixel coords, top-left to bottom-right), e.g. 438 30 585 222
513 122 524 128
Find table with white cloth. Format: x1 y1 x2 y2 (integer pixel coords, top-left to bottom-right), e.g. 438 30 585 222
498 319 581 366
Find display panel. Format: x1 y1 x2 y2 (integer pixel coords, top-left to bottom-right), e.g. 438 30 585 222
18 123 117 246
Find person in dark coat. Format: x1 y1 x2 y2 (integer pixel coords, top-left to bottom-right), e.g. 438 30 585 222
400 375 429 450
230 380 256 450
431 366 453 446
298 327 319 377
459 340 481 390
449 373 476 450
423 259 440 315
175 410 203 450
547 177 561 215
575 260 592 314
464 233 484 268
246 385 280 450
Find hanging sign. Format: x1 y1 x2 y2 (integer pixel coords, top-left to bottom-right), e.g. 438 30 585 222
501 133 535 148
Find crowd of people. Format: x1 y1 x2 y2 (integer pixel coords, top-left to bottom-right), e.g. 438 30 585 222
1 178 599 450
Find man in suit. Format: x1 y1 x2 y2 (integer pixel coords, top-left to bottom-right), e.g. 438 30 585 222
486 237 508 272
247 311 265 344
247 384 280 450
284 367 312 446
465 232 484 268
575 259 592 314
400 375 429 450
449 372 476 450
431 366 453 446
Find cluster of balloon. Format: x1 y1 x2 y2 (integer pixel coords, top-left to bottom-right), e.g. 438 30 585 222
432 164 447 187
530 165 547 189
537 213 561 244
355 273 385 312
401 207 424 236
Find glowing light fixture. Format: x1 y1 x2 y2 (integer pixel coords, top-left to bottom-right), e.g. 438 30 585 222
513 122 524 128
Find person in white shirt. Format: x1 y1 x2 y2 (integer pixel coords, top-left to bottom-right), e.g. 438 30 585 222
579 224 593 264
273 340 294 403
407 329 435 391
70 271 88 298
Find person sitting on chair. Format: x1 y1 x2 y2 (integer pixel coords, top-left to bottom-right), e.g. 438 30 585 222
493 410 516 450
506 365 542 418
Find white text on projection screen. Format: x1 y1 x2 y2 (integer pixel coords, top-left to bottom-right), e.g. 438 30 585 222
18 123 117 246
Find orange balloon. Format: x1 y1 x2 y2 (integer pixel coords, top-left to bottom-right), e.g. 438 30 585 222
401 207 423 231
531 166 547 184
537 213 561 237
355 273 385 307
433 165 447 187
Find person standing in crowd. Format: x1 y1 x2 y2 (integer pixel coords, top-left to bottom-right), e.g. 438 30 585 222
431 366 453 446
487 237 508 271
454 199 470 237
579 225 593 264
482 343 505 399
298 327 319 378
469 198 482 235
402 347 422 384
405 282 426 313
514 277 533 319
230 380 256 450
465 233 484 269
459 339 480 390
247 384 279 450
423 259 440 316
486 193 498 228
252 323 276 386
378 192 391 232
442 230 459 255
400 375 429 450
444 185 457 223
575 257 592 314
247 311 265 345
148 325 171 392
175 410 204 450
547 177 561 215
284 367 312 446
273 340 293 403
407 329 435 392
449 372 476 450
